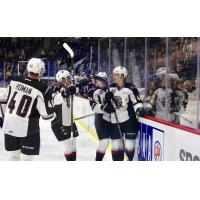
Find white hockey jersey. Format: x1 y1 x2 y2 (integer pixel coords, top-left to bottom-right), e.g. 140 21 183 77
103 86 142 123
150 87 185 123
92 83 143 124
92 88 106 114
52 85 74 127
0 76 55 137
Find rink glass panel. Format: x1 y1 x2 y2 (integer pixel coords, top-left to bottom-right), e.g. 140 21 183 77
98 38 109 81
126 38 145 87
97 37 200 130
109 38 125 84
167 38 198 128
145 38 167 120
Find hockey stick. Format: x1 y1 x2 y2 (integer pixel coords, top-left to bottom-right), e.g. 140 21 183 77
74 113 96 121
63 43 75 139
99 78 125 145
106 86 125 149
111 99 125 146
179 114 193 124
0 101 4 120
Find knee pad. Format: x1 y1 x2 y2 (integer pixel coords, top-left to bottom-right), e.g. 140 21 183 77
8 150 21 161
21 153 34 161
125 139 135 151
111 139 124 151
97 139 110 153
60 138 73 154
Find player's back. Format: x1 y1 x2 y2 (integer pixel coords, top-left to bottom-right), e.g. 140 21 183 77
3 76 49 137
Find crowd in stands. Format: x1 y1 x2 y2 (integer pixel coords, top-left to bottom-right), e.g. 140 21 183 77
0 38 42 81
0 37 99 84
0 37 198 88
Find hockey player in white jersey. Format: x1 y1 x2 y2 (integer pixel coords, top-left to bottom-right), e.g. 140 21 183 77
89 72 110 161
96 66 145 161
0 58 55 161
149 70 186 124
51 70 78 161
107 66 145 161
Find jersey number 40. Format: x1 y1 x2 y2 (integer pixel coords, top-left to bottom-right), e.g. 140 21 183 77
8 91 32 118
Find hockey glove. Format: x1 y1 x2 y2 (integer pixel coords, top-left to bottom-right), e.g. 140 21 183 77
61 88 70 98
104 91 114 103
136 107 146 117
68 85 77 95
87 88 95 98
101 103 116 114
170 105 180 113
79 79 89 87
145 107 155 117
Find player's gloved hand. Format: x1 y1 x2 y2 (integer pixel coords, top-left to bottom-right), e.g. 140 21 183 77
170 105 180 113
67 85 77 95
0 117 3 128
104 90 114 103
87 89 95 98
79 79 89 87
61 88 70 98
101 103 116 114
44 88 53 101
52 84 62 93
145 107 155 117
136 107 146 117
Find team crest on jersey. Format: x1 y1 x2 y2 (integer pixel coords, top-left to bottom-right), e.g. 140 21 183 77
113 96 123 109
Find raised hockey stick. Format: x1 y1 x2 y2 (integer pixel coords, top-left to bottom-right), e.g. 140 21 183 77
63 43 75 139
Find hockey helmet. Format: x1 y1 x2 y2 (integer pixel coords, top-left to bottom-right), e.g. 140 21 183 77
96 72 108 81
113 66 128 79
27 58 45 77
56 70 71 82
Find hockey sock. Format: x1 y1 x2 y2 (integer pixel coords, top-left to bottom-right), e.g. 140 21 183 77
95 151 105 161
125 149 135 161
95 139 110 161
125 139 136 161
64 151 76 161
112 150 124 161
21 154 34 161
8 150 21 161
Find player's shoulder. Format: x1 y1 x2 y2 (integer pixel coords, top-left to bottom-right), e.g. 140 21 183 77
17 76 48 94
10 75 25 83
124 82 137 90
94 88 102 94
154 88 165 95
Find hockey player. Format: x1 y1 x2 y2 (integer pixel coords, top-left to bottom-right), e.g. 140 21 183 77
0 58 55 161
149 70 185 124
102 66 145 161
51 70 78 161
90 72 110 161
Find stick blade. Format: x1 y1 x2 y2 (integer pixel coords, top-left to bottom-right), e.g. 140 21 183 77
63 43 74 58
